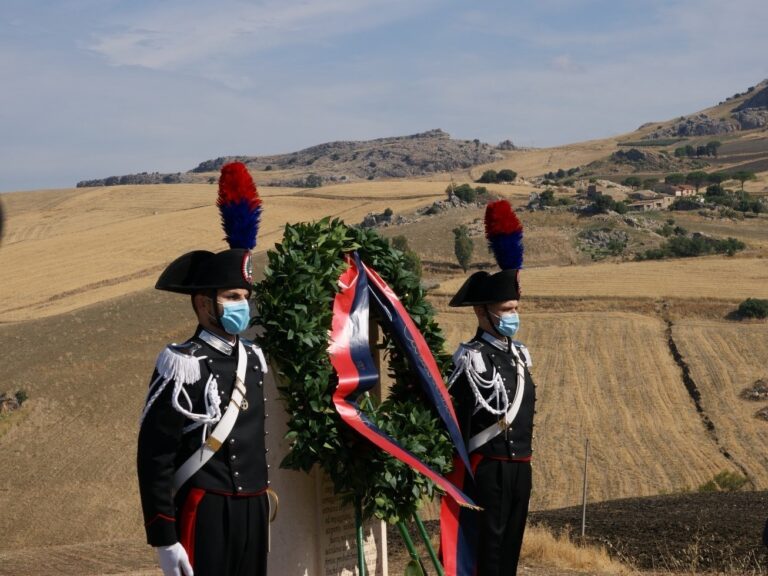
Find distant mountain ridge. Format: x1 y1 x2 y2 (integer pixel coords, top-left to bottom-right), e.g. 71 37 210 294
76 129 510 188
75 78 768 188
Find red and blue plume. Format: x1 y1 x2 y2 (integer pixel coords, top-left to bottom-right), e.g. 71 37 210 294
217 162 262 250
485 199 523 270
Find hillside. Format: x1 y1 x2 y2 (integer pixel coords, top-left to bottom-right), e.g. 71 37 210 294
76 129 506 188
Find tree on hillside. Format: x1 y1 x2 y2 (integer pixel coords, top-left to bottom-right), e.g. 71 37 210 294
732 170 757 191
707 171 729 185
477 170 499 184
497 169 517 182
453 226 474 272
622 176 642 188
706 141 722 157
539 189 556 207
665 173 686 185
685 171 709 193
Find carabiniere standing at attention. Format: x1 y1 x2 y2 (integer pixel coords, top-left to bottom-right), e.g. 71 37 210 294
441 199 536 576
137 162 275 576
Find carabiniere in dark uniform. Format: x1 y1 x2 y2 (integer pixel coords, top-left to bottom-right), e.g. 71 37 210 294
440 199 536 576
137 161 271 576
137 327 269 546
450 329 536 462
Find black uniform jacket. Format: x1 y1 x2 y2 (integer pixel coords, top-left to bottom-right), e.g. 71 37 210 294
137 327 268 546
450 329 536 459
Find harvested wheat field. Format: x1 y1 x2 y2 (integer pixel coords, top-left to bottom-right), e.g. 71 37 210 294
0 182 445 323
437 309 733 509
671 319 768 486
436 256 768 302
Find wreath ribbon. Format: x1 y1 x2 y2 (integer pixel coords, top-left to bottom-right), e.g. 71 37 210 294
329 252 476 508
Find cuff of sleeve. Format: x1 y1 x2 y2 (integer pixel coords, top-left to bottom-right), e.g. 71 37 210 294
145 514 177 546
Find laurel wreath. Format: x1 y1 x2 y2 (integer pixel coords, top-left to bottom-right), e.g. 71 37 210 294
254 217 454 523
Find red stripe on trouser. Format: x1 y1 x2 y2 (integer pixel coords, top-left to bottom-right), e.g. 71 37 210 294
178 487 206 569
440 454 483 576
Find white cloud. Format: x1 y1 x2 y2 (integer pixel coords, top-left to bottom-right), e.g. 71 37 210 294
87 0 430 71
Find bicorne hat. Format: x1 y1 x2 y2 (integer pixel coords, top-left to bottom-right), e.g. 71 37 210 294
449 199 523 307
155 162 262 295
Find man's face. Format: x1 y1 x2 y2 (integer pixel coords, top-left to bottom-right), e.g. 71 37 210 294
473 299 520 336
487 300 519 317
215 288 250 312
194 288 250 328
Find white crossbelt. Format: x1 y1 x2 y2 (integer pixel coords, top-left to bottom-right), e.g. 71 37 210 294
172 340 248 494
468 344 526 452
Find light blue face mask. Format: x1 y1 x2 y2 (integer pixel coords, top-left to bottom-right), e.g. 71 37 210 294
218 299 251 335
494 311 520 337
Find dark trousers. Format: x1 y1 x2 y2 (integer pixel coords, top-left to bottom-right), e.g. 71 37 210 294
179 490 269 576
474 459 532 576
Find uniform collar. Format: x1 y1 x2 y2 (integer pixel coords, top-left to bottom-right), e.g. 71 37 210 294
479 329 510 352
198 327 236 356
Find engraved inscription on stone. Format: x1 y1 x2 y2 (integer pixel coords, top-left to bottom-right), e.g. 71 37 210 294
319 474 385 576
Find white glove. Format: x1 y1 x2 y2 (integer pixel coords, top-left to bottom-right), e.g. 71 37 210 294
156 542 194 576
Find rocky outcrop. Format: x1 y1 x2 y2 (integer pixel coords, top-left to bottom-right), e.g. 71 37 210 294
596 148 690 172
734 84 768 111
190 129 504 181
733 108 768 130
78 130 505 188
76 172 199 187
644 114 740 140
0 393 21 414
642 82 768 140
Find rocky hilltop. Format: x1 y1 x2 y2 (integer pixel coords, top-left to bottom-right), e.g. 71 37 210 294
643 79 768 139
77 129 508 188
192 129 504 179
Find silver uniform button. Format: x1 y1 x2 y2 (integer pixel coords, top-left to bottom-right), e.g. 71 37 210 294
229 438 236 445
237 486 243 492
231 454 237 461
234 471 240 477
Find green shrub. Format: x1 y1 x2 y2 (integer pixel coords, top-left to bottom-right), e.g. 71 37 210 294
737 298 768 319
698 470 748 492
636 235 744 260
497 169 517 182
14 389 28 406
453 184 477 203
477 170 499 184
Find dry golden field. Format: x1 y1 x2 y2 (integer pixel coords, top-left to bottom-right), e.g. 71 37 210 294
0 181 446 323
2 128 768 575
435 256 768 302
672 319 768 486
437 308 734 509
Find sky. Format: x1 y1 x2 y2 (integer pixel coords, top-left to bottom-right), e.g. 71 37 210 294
1 0 767 192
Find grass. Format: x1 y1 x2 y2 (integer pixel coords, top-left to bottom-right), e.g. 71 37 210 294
521 523 630 574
